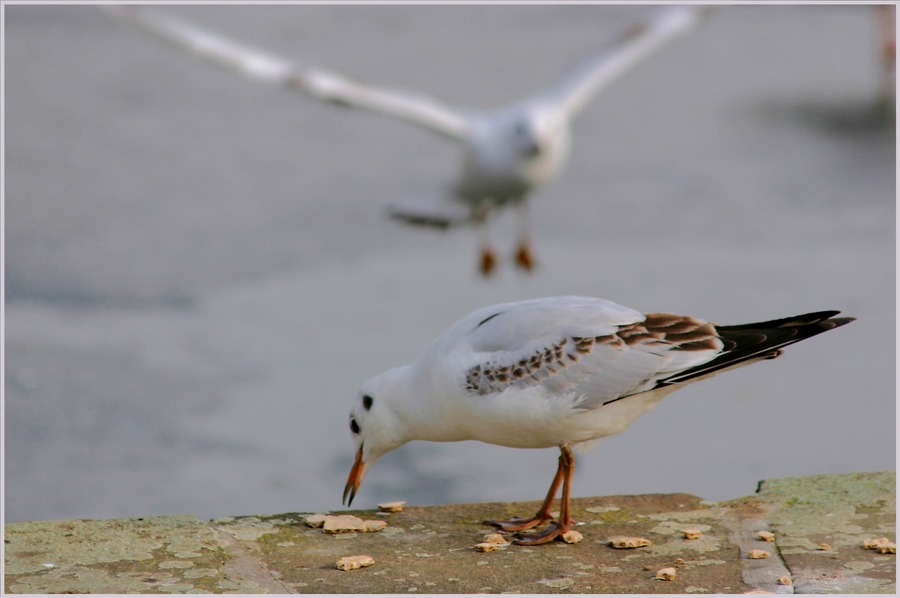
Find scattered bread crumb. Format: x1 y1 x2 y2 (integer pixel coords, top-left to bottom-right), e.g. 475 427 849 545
377 501 405 513
475 542 501 552
776 576 793 586
609 536 651 549
323 515 367 533
655 567 677 581
322 515 381 534
863 537 895 553
683 529 702 540
756 530 775 542
336 555 375 571
748 549 770 559
482 533 508 545
364 519 387 532
561 530 584 544
304 514 328 528
817 543 832 551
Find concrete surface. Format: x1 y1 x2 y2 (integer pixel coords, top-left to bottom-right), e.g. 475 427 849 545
4 471 894 594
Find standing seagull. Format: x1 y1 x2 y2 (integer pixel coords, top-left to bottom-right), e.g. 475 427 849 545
343 296 853 544
104 6 709 275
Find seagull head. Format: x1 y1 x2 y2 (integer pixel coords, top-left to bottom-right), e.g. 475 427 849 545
511 107 569 161
509 104 570 181
343 366 411 506
512 120 543 158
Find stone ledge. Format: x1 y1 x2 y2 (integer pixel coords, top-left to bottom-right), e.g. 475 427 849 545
4 471 894 594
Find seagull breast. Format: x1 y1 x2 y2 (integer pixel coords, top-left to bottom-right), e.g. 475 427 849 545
455 108 571 204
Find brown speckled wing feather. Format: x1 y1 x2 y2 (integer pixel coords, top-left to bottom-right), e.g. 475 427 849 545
463 310 854 408
464 313 723 407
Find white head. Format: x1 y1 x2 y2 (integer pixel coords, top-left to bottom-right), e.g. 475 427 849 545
506 104 572 187
511 107 569 160
342 366 411 506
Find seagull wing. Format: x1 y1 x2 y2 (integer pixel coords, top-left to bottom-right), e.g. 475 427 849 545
457 298 852 411
102 6 470 141
541 6 710 118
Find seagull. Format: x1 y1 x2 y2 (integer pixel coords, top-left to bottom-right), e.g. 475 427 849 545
342 296 853 545
103 6 710 275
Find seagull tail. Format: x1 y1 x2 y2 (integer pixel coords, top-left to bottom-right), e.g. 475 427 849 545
660 311 855 387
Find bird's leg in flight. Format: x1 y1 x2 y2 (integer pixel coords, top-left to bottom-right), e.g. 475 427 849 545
480 247 498 277
474 208 497 276
485 444 576 543
513 200 536 272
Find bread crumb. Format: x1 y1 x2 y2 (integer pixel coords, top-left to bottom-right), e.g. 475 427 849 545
377 501 405 513
608 536 651 549
776 576 793 586
655 567 677 581
475 542 501 552
561 530 584 544
863 537 894 552
336 555 375 571
319 514 387 534
321 515 370 534
816 543 832 551
482 533 508 545
683 529 702 540
304 514 328 528
748 549 770 559
756 530 775 542
364 519 387 532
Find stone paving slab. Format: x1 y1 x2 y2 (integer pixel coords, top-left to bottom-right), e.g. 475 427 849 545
4 471 895 594
759 471 896 594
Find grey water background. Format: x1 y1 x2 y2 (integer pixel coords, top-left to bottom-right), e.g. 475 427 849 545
5 5 895 524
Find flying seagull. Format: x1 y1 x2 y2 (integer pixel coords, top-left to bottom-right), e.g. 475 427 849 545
104 6 709 275
343 296 853 544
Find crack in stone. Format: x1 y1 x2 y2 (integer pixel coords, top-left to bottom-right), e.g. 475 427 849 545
213 526 295 594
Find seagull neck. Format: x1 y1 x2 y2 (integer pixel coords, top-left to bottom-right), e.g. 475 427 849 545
375 364 419 447
388 360 470 443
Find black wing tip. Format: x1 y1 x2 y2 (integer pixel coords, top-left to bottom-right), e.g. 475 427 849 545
719 310 855 332
819 316 855 333
658 310 854 387
784 311 856 332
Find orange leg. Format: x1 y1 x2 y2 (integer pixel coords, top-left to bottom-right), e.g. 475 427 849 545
512 201 537 272
474 213 498 276
513 242 536 272
485 444 577 544
479 246 498 277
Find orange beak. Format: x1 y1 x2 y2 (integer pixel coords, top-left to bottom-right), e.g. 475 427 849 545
342 446 366 506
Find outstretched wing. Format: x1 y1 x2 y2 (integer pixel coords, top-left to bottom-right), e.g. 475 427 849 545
540 6 711 119
102 6 469 141
459 300 853 411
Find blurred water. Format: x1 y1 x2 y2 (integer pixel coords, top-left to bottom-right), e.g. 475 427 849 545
5 5 895 523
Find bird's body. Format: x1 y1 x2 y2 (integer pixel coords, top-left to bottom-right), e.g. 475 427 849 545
344 296 853 544
104 5 708 274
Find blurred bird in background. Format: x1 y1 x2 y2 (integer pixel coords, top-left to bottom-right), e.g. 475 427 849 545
104 5 710 275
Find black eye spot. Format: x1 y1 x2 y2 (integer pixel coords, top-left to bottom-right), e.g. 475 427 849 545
350 418 360 435
363 395 374 411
